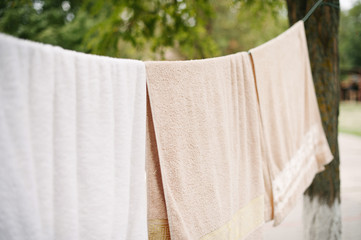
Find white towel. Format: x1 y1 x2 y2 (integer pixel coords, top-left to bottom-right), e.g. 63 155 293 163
0 33 147 240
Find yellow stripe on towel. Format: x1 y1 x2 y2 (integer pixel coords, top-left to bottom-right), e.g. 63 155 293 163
148 219 171 240
200 195 264 240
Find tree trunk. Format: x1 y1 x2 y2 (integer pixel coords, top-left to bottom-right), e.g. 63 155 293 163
286 0 341 239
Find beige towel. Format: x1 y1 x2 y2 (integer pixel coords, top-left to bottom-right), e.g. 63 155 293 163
249 21 333 225
146 52 265 239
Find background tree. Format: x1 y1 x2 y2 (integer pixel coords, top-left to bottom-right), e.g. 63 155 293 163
81 0 287 59
0 0 91 51
286 0 341 239
339 1 361 72
0 0 287 59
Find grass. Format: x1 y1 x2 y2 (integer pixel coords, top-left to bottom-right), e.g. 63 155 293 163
339 101 361 137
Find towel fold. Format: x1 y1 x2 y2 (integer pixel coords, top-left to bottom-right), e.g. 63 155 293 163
146 52 265 239
249 21 333 225
0 33 147 240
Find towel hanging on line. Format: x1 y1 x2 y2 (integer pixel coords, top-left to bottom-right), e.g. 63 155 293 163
0 33 148 240
0 8 335 239
145 20 333 240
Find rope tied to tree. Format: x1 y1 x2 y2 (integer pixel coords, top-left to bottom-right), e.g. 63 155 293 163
302 0 340 22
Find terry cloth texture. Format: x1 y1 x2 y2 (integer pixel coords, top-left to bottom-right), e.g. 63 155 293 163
146 52 265 240
249 21 334 226
0 33 147 240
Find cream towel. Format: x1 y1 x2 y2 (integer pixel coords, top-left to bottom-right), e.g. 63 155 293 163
249 21 333 225
0 33 147 240
146 52 265 239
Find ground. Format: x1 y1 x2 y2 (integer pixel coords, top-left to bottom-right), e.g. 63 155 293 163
339 102 361 136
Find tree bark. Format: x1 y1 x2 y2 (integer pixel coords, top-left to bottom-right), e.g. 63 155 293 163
286 0 341 239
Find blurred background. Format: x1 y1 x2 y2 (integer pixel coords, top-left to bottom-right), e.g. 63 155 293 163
0 1 360 120
0 0 289 60
0 0 360 239
339 1 361 137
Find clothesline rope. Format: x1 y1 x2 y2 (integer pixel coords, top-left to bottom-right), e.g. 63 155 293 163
302 0 339 22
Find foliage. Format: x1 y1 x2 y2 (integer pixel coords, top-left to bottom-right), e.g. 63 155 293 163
81 0 217 58
340 1 361 71
82 0 287 59
211 0 287 55
0 0 287 59
0 0 97 53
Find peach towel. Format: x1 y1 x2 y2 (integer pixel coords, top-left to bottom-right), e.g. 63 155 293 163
249 21 333 225
146 52 265 239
